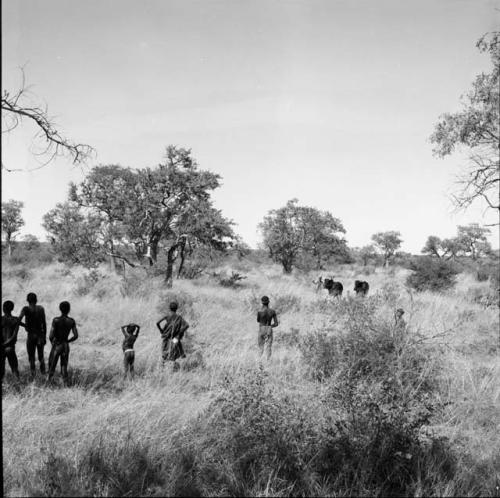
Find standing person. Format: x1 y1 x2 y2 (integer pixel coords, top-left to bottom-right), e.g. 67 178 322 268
257 296 279 359
19 292 47 377
121 323 140 379
394 308 407 339
2 301 21 380
156 302 189 365
47 301 78 385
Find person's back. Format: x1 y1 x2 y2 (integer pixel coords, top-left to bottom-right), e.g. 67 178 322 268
51 316 76 345
257 307 278 326
48 301 78 384
157 302 189 363
19 293 47 377
2 301 20 379
256 296 278 359
22 304 46 335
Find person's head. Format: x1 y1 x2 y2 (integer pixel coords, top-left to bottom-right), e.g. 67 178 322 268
59 301 70 315
395 308 404 318
126 324 136 334
27 292 37 304
169 301 178 312
261 295 270 306
3 300 14 314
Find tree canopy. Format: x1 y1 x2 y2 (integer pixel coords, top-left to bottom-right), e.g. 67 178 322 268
1 199 25 257
371 231 403 267
47 146 236 284
430 32 499 220
259 199 348 273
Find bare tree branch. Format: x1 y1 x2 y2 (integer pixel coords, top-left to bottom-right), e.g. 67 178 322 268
2 68 95 170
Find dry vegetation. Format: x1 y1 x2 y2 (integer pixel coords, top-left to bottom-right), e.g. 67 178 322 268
2 258 499 497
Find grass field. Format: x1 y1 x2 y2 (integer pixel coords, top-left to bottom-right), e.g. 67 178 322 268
2 259 499 496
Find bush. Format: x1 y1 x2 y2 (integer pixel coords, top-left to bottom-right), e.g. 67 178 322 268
406 256 459 292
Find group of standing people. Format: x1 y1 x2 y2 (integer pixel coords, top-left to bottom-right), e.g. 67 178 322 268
1 293 78 383
2 293 280 383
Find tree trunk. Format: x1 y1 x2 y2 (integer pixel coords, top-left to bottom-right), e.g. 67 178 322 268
282 259 293 273
165 245 177 287
7 236 12 258
177 241 186 278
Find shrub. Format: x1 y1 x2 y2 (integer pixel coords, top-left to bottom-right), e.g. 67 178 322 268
406 256 459 292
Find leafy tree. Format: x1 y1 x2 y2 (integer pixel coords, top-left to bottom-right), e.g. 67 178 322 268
358 245 378 266
62 146 235 284
430 33 499 220
371 231 403 267
42 202 105 267
70 165 137 270
22 234 41 251
456 223 492 260
1 199 24 257
421 236 446 258
259 199 348 273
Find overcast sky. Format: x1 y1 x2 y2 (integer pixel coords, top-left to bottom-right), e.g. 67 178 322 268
2 0 499 252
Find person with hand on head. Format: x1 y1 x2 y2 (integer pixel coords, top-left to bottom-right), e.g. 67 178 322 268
121 323 140 379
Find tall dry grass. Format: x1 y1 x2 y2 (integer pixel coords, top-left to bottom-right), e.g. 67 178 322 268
2 260 499 496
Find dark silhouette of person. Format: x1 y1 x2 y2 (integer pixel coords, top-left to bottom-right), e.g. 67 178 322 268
257 296 279 359
156 302 189 364
2 301 21 380
121 323 140 379
394 308 407 337
48 301 78 385
19 292 47 377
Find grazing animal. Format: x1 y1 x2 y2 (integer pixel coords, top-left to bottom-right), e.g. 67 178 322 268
354 280 369 296
323 276 343 297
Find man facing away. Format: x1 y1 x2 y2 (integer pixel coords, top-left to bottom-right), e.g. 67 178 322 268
257 296 279 359
156 302 189 365
19 292 47 377
121 323 140 379
48 301 78 385
2 300 21 380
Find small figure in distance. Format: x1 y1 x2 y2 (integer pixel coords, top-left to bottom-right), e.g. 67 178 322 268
121 323 140 379
48 301 78 385
394 308 407 339
257 296 279 359
156 302 189 367
312 276 323 293
2 300 21 380
19 292 47 378
354 280 370 297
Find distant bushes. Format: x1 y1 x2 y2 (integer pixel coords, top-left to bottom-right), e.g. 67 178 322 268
406 256 459 292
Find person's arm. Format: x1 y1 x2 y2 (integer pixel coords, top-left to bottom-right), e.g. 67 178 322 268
156 317 167 333
271 311 279 328
134 325 141 337
49 319 56 344
178 318 189 339
121 325 129 338
256 312 260 323
41 307 47 339
68 320 78 343
18 307 27 330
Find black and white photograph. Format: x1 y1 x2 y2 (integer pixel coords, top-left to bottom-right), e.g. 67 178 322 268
2 1 499 496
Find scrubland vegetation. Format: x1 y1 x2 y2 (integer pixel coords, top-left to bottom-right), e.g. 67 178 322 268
2 251 499 497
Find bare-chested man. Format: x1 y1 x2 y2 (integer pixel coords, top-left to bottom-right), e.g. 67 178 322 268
19 292 47 377
48 301 78 384
156 302 189 364
257 296 279 359
2 301 21 380
121 323 140 379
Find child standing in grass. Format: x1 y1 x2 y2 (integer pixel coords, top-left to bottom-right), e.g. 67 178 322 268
2 301 21 380
257 296 279 359
121 323 140 379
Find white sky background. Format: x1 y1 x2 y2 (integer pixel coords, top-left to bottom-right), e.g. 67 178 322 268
2 0 499 252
